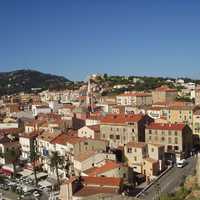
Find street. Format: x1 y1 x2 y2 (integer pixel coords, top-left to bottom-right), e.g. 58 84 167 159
138 156 197 200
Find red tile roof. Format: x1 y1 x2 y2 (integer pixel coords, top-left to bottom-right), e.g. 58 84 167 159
74 186 118 197
86 161 123 176
146 122 185 131
155 86 177 92
81 176 122 187
101 114 143 124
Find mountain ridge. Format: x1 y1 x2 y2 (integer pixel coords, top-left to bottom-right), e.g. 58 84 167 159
0 69 71 96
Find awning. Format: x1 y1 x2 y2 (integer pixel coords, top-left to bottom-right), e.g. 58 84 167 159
17 169 33 177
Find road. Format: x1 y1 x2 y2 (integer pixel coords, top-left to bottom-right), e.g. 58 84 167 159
138 156 197 200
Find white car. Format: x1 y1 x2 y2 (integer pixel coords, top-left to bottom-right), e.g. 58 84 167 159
177 159 187 168
33 191 41 197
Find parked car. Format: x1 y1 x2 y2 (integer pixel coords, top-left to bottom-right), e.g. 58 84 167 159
177 159 187 168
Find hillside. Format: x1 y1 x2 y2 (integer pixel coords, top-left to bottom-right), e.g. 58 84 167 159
0 69 71 96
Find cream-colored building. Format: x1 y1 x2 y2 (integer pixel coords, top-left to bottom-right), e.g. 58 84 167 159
74 151 116 173
124 142 165 178
116 92 152 106
124 142 147 173
195 89 200 105
193 110 200 137
152 86 178 103
100 114 153 148
78 125 100 139
145 122 193 160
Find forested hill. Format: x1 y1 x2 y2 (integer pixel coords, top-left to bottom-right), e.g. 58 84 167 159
0 69 71 95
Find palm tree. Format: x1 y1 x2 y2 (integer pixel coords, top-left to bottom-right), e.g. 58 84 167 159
30 139 38 186
50 151 64 187
5 148 19 178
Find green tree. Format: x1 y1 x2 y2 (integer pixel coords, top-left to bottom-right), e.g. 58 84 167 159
5 148 19 178
30 140 39 186
50 151 64 187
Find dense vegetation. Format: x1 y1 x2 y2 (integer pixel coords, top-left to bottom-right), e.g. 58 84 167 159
0 69 71 96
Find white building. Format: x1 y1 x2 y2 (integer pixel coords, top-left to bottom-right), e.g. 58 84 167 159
32 105 51 117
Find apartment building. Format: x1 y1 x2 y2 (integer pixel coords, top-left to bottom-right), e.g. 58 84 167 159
124 142 165 179
193 110 200 137
78 125 100 139
195 89 200 105
100 114 153 148
145 122 193 160
19 131 41 160
152 86 178 103
116 92 152 106
124 142 147 172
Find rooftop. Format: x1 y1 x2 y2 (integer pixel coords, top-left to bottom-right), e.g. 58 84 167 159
81 176 122 187
85 161 124 176
146 122 185 131
101 114 143 124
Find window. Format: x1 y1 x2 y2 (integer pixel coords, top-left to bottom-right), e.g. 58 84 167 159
127 148 132 153
168 137 172 143
149 136 152 140
161 137 165 142
151 148 154 152
116 135 120 140
167 145 173 151
116 128 119 131
174 146 179 151
102 134 105 138
134 156 137 161
132 129 135 132
175 131 178 136
110 135 114 139
168 131 171 136
123 128 126 132
149 130 152 134
175 137 178 144
84 142 88 145
134 148 137 152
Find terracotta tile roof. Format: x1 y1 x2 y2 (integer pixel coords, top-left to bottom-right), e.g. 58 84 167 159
0 128 21 135
101 114 143 124
38 131 61 142
126 142 147 148
74 151 97 162
74 186 118 197
155 86 177 92
51 133 85 145
146 122 185 131
85 161 123 176
81 176 122 187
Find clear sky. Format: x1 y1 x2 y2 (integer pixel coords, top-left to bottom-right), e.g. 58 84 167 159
0 0 200 80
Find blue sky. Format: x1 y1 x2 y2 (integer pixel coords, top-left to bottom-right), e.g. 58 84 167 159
0 0 200 80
